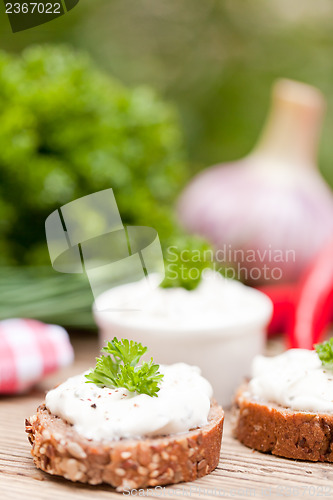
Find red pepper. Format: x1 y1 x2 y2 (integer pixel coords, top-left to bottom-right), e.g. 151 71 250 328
257 283 298 337
257 238 333 348
287 237 333 349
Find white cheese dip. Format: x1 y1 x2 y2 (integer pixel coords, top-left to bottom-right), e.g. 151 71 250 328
94 270 272 331
45 363 213 441
249 349 333 413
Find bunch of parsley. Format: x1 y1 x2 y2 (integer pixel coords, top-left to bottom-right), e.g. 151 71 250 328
315 338 333 369
0 45 187 267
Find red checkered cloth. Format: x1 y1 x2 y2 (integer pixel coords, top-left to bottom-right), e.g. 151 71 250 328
0 318 74 394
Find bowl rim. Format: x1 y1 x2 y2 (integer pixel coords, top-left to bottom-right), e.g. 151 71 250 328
93 280 273 338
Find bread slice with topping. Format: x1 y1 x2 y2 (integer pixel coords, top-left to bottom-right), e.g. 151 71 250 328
26 401 223 491
233 384 333 462
233 345 333 462
25 339 224 489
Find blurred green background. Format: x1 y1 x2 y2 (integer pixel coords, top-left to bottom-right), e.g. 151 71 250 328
2 0 333 178
1 0 333 327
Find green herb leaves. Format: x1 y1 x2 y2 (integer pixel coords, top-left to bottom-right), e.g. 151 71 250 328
85 338 164 397
315 338 333 369
160 234 216 291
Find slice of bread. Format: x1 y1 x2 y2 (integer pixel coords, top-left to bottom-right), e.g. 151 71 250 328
26 401 223 491
233 384 333 462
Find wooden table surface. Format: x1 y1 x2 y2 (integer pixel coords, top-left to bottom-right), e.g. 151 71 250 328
1 335 333 500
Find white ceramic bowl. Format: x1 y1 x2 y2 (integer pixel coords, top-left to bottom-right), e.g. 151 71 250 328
93 274 273 407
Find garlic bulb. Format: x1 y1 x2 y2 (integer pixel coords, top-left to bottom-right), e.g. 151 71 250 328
178 79 333 285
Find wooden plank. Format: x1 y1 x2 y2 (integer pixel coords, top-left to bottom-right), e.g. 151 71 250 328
1 336 333 499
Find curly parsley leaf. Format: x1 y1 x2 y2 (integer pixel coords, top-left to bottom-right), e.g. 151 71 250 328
315 338 333 369
102 338 147 367
85 338 163 397
117 360 164 397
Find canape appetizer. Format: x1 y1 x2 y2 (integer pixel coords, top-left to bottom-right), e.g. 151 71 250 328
26 338 224 491
234 338 333 462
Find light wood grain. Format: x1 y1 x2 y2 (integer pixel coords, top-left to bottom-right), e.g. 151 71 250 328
1 335 333 500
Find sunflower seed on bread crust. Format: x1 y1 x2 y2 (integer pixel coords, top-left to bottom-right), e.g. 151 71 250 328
26 401 223 491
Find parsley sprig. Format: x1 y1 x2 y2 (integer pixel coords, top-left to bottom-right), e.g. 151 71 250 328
85 338 164 397
315 338 333 369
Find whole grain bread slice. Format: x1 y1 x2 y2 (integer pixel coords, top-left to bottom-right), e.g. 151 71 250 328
233 384 333 462
26 401 223 491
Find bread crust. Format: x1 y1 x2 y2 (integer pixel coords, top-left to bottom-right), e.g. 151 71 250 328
233 385 333 462
26 401 223 491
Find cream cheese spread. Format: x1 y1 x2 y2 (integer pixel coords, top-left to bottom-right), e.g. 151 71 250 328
45 363 213 441
249 349 333 413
